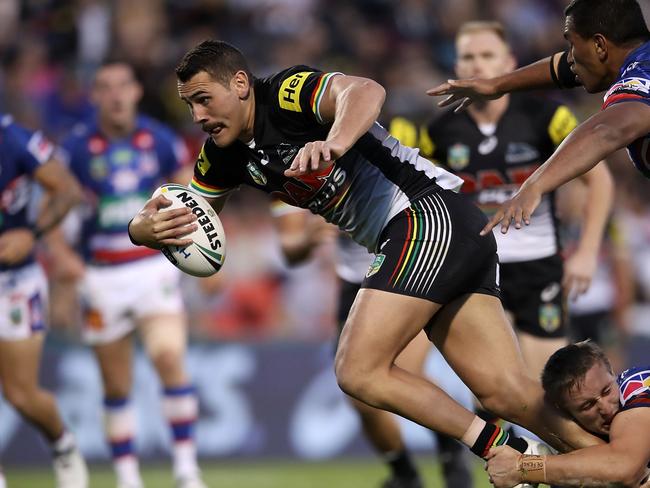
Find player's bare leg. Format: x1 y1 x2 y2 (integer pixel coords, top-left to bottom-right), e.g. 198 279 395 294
140 314 204 488
336 288 602 455
349 331 429 488
428 292 601 451
0 335 64 439
0 335 88 488
94 333 142 488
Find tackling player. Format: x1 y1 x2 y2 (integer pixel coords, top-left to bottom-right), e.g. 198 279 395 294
128 40 607 460
0 114 88 487
486 341 650 487
57 61 205 488
427 0 650 236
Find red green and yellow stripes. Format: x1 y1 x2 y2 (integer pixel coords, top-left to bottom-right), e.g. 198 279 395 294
310 72 340 124
387 193 452 296
190 176 233 198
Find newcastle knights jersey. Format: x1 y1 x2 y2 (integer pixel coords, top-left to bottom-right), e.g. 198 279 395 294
422 95 577 263
0 114 56 271
617 366 650 412
190 66 463 251
602 41 650 177
61 115 187 264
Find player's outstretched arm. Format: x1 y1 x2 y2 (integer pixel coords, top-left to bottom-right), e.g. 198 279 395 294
427 53 562 112
481 101 650 236
285 74 385 177
487 408 650 487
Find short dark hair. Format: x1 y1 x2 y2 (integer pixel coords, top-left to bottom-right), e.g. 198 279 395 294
175 40 252 86
542 341 614 407
565 0 650 45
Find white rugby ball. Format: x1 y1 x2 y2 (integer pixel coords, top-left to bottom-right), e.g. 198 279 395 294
152 184 226 277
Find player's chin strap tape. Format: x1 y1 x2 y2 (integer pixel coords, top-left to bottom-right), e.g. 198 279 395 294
127 218 142 246
550 51 582 89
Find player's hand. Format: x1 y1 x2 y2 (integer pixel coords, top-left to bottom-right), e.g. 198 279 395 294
427 78 504 112
128 194 197 249
563 247 597 300
0 228 36 265
485 446 522 488
480 184 542 236
284 140 341 177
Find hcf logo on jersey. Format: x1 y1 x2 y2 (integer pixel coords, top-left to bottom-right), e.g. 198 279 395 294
618 367 650 405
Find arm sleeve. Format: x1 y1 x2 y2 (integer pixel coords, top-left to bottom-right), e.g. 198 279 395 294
551 51 582 89
189 139 241 199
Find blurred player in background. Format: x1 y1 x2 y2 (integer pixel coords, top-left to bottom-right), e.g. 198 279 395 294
486 341 650 487
413 20 614 381
129 40 607 457
273 204 472 488
0 114 88 487
54 60 205 488
428 0 650 236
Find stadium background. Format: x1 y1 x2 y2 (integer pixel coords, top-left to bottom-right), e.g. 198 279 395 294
1 0 649 486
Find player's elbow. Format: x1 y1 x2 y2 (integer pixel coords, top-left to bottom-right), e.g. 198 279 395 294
590 120 639 153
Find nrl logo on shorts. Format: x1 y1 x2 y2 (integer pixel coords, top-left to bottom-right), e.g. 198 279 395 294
538 303 561 333
447 143 470 171
246 161 267 186
366 254 385 278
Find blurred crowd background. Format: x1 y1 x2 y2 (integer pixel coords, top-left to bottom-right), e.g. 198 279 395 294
0 0 648 359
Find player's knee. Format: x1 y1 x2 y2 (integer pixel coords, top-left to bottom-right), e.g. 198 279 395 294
151 348 184 379
335 353 382 405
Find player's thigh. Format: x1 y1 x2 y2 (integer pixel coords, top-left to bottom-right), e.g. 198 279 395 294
427 292 531 401
0 334 45 391
337 288 440 372
517 332 567 379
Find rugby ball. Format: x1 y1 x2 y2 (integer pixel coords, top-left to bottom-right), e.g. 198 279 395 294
152 184 226 277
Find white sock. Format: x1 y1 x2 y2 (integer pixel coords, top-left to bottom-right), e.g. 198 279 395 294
51 429 76 455
114 456 142 486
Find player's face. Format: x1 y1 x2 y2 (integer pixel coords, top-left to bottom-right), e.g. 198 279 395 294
178 70 251 147
91 64 142 127
455 30 516 80
564 16 610 93
562 361 620 436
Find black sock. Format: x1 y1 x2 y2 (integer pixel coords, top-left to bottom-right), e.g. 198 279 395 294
385 449 419 480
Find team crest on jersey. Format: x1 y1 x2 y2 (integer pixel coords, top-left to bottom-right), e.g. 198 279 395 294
366 254 385 278
447 143 470 170
618 367 650 406
538 303 561 332
605 77 650 101
246 161 267 186
90 156 108 181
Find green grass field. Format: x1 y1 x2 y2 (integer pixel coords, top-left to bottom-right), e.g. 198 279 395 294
5 458 494 488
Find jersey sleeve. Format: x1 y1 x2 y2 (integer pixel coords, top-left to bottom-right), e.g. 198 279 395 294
602 65 650 110
546 104 578 147
189 138 242 199
5 122 55 175
272 67 342 126
617 366 650 412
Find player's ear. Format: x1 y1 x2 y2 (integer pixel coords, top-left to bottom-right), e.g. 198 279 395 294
232 70 251 100
594 34 607 61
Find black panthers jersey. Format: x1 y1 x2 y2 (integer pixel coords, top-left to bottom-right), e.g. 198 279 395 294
190 66 463 251
414 95 577 263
